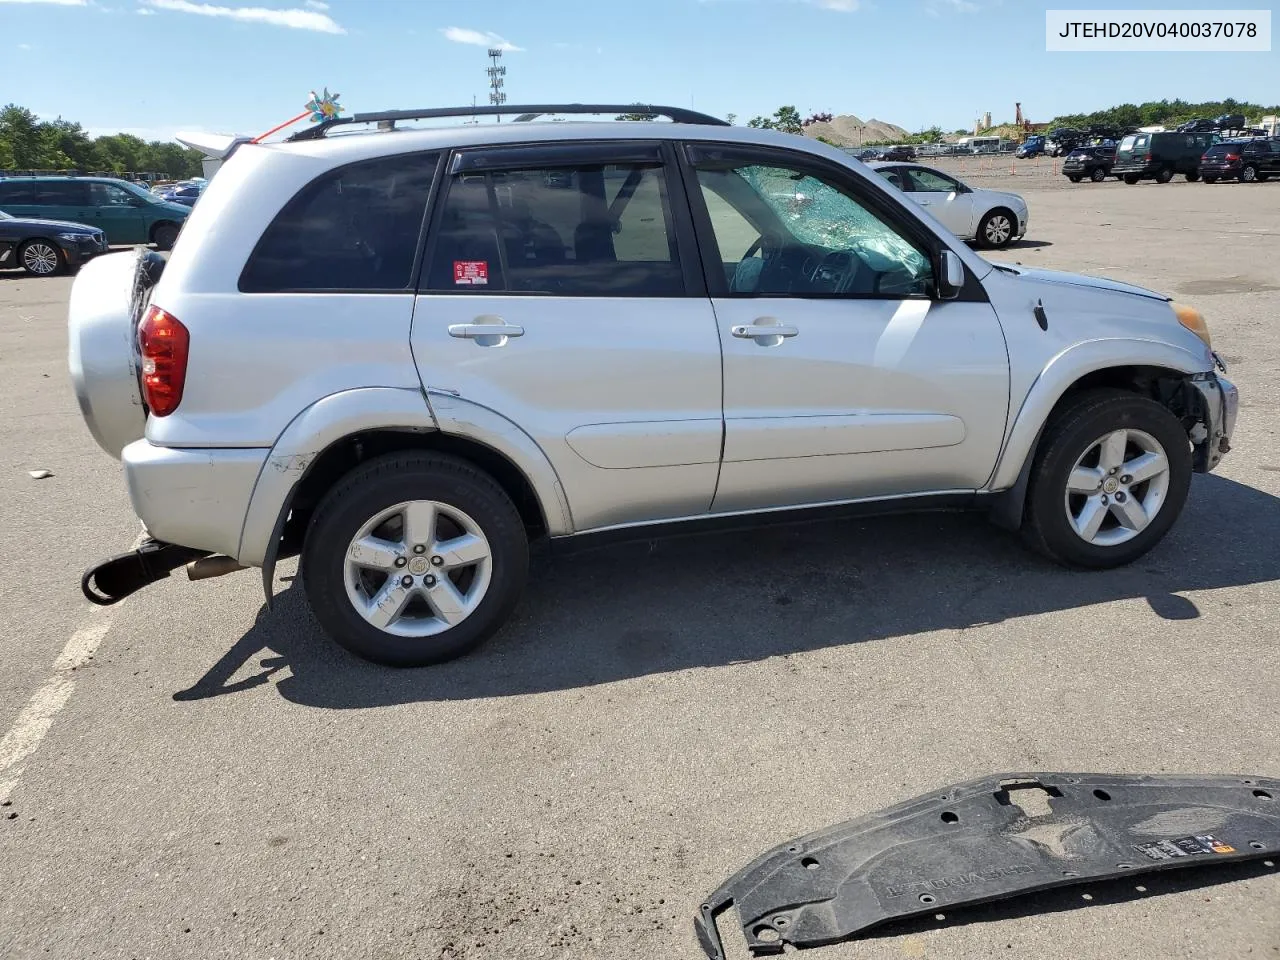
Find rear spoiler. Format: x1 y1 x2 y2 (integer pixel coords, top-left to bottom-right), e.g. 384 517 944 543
174 131 253 160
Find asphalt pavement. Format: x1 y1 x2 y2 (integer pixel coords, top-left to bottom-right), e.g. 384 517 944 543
1 172 1278 960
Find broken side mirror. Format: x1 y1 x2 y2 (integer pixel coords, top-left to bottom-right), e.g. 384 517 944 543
938 249 965 300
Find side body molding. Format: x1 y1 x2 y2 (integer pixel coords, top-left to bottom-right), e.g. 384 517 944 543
989 337 1210 492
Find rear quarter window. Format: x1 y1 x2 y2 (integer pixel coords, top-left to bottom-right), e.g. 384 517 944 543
239 152 439 293
0 180 36 204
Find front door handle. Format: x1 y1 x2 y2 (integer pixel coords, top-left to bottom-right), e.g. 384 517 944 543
731 319 798 347
918 200 933 206
448 318 524 347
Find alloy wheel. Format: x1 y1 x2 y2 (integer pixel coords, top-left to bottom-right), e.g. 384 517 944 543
984 214 1012 246
22 242 59 275
1063 428 1171 547
343 499 493 638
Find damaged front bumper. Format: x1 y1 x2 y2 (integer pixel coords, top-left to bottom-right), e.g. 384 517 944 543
695 772 1279 959
1190 363 1238 473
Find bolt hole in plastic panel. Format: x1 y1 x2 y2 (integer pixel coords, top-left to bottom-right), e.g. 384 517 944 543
695 773 1280 958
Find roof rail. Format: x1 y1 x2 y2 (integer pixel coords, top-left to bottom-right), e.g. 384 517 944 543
287 103 729 141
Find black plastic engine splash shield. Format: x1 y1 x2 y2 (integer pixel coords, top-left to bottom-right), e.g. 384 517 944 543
695 772 1280 958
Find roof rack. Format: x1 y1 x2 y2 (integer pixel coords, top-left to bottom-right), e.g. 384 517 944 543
287 103 729 141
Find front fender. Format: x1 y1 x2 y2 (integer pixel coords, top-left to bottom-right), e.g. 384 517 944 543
237 386 437 567
989 337 1210 492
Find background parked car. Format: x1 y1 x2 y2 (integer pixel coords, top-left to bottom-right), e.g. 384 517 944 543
869 161 1027 248
1112 131 1217 183
1178 118 1217 133
1016 136 1046 158
1199 139 1280 183
0 207 108 276
878 145 916 162
1062 144 1117 182
1214 113 1247 132
0 175 190 249
158 182 204 208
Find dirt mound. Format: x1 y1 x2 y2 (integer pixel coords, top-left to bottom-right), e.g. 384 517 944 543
802 115 911 147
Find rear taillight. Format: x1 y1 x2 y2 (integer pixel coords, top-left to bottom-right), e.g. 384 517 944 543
1143 153 1153 162
138 305 189 417
1225 153 1240 162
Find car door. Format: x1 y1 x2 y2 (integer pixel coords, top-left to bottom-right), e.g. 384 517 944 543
681 142 1009 513
85 182 147 244
30 179 89 224
410 141 724 532
900 166 977 239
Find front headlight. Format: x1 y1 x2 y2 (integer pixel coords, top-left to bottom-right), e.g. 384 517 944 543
1172 302 1212 347
57 232 88 243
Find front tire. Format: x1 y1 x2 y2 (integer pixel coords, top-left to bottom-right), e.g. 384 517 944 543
977 208 1016 249
1124 174 1140 184
1241 164 1259 183
1203 176 1218 184
1090 167 1106 182
1022 390 1192 569
151 222 180 251
1155 167 1174 184
1069 175 1082 183
19 239 65 276
1185 171 1200 182
302 452 530 667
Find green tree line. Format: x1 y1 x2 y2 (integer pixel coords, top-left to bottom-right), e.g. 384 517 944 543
1048 98 1279 132
0 104 205 178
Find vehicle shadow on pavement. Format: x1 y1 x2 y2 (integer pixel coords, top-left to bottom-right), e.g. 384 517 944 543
174 473 1280 707
860 856 1278 945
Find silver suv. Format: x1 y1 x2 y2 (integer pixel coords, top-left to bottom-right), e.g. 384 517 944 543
68 104 1238 667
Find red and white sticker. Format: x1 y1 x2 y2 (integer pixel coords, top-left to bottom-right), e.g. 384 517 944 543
453 260 489 285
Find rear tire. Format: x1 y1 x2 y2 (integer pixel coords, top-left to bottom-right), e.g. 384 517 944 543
1155 167 1174 184
302 452 530 667
151 222 180 251
1022 389 1192 569
1203 176 1218 184
1090 167 1106 182
19 239 65 276
1185 171 1200 182
1124 174 1140 184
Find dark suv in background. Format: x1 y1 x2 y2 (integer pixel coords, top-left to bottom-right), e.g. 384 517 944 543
1199 139 1280 183
1113 131 1217 183
1062 144 1117 182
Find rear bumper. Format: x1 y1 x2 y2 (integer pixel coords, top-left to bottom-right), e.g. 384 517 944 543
1199 163 1240 178
122 439 267 561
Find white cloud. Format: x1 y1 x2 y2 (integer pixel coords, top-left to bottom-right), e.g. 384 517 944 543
138 0 345 33
441 26 523 52
0 0 87 6
136 5 153 10
18 42 33 48
304 0 326 7
928 0 979 12
812 0 858 9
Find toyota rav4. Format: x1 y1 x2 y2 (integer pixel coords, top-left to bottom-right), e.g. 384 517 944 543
68 103 1238 667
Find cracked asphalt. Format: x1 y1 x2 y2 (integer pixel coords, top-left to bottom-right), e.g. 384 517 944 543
1 168 1278 960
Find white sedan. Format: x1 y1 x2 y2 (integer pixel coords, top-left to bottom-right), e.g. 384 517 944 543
867 161 1028 249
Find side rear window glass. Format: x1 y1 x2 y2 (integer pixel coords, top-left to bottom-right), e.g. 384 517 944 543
424 161 684 296
240 152 437 293
0 181 35 204
34 181 87 205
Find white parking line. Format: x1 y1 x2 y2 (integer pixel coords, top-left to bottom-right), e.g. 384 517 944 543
0 614 113 805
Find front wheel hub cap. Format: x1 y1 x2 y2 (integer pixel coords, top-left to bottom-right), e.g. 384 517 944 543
1064 428 1171 547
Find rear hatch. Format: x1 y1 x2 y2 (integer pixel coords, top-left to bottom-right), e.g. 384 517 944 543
67 249 164 458
1201 142 1241 167
1114 133 1150 168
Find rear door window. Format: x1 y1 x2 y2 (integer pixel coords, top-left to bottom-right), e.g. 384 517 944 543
33 181 88 205
240 152 438 293
424 159 685 296
0 180 36 204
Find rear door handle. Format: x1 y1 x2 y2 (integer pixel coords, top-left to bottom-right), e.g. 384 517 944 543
448 319 524 347
731 320 799 347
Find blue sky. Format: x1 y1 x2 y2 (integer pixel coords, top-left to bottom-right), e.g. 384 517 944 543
2 0 1276 141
